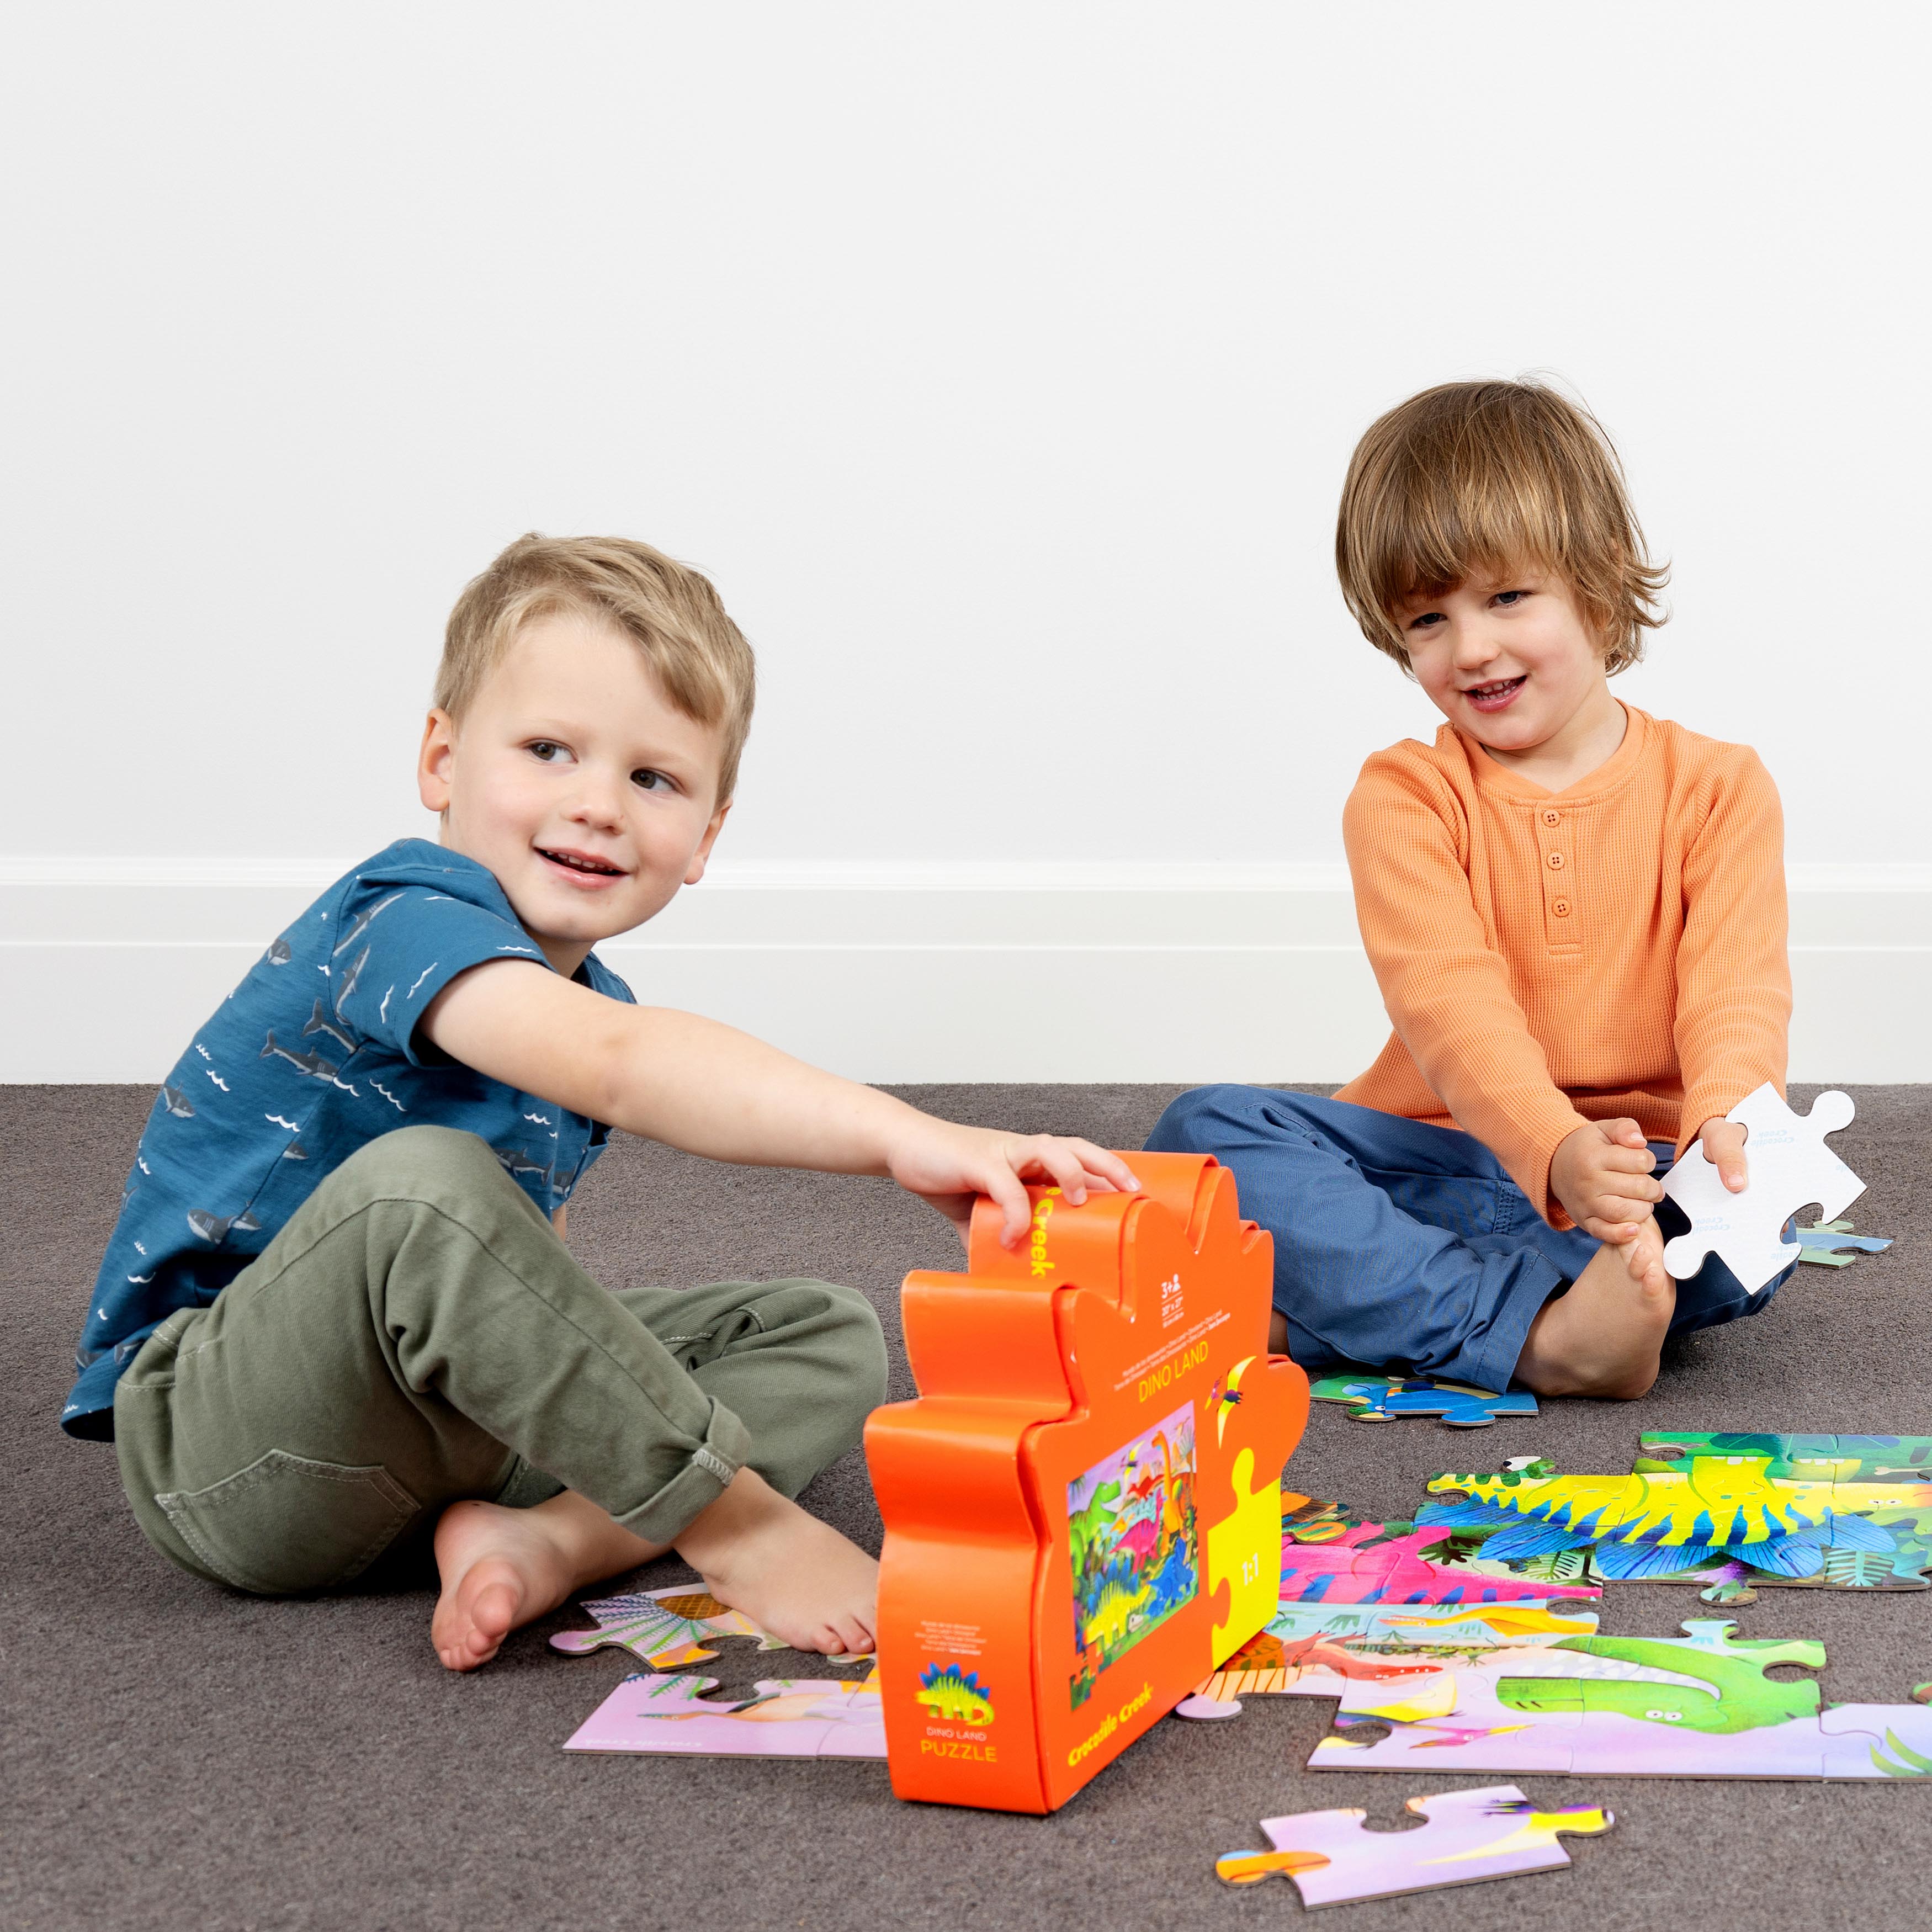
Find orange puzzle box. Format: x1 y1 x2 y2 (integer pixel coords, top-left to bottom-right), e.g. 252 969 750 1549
864 1152 1309 1813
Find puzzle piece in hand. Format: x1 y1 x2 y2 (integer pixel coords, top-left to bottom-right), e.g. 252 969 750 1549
1310 1372 1538 1428
1794 1220 1892 1267
1661 1085 1863 1292
563 1669 887 1758
549 1586 868 1668
1216 1785 1613 1906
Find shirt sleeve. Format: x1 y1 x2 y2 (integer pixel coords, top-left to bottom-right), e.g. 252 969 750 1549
323 871 552 1064
1344 755 1590 1226
1673 750 1792 1151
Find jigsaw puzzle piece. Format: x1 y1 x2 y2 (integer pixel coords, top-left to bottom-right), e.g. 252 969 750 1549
1497 1620 1838 1778
1660 1085 1863 1292
1206 1447 1284 1662
1426 1454 1908 1581
551 1586 868 1668
1283 1517 1604 1607
1310 1373 1538 1428
1794 1220 1892 1266
1310 1690 1581 1775
546 1589 757 1666
562 1670 885 1758
1281 1492 1349 1531
1314 1620 1845 1780
1175 1600 1602 1719
1311 1642 1593 1772
1817 1702 1932 1778
1638 1431 1853 1480
1217 1785 1612 1906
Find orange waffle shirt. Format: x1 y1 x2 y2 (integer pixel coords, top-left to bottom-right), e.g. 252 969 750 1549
1334 704 1790 1230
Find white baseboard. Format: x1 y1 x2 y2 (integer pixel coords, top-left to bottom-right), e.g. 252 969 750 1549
2 858 1929 1084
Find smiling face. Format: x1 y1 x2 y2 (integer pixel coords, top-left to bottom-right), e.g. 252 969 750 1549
1394 567 1626 780
417 611 731 975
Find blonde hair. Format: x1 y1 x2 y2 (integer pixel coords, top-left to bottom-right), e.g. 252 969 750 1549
1336 379 1668 675
437 533 757 804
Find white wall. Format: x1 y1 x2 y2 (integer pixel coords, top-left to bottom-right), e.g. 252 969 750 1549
3 3 1928 1080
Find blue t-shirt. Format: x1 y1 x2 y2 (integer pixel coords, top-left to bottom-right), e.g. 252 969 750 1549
64 838 635 1440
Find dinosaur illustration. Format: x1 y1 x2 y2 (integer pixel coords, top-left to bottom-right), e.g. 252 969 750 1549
916 1664 995 1726
1150 1429 1184 1540
1281 1521 1600 1605
1421 1455 1906 1578
1495 1622 1825 1734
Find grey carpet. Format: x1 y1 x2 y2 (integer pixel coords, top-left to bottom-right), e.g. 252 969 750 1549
6 1082 1930 1931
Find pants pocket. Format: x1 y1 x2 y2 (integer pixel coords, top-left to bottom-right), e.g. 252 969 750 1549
155 1450 420 1595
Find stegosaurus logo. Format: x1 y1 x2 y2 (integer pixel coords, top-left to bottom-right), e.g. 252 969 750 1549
916 1663 995 1725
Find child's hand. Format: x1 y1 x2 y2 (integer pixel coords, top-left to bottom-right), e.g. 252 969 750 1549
882 1119 1141 1248
1549 1118 1661 1243
1696 1118 1750 1193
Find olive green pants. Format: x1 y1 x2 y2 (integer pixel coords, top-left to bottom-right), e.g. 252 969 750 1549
113 1125 888 1595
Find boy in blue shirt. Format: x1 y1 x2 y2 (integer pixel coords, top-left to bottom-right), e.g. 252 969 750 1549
73 533 1135 1670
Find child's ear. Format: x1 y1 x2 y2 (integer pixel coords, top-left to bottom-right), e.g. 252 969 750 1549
683 798 733 887
418 710 457 815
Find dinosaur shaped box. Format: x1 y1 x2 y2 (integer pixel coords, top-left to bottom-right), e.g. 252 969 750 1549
864 1153 1308 1813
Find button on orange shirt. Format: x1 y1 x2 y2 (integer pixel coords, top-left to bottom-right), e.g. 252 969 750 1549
1334 704 1790 1229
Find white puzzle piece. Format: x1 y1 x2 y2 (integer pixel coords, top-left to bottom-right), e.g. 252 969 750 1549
1661 1085 1863 1293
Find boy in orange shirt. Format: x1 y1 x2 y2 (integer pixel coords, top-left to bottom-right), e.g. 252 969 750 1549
1150 379 1788 1401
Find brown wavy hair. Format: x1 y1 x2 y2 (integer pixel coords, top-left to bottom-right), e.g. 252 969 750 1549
1336 379 1669 675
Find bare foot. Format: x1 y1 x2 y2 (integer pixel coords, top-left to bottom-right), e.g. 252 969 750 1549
1515 1218 1674 1399
431 1493 659 1672
676 1468 878 1657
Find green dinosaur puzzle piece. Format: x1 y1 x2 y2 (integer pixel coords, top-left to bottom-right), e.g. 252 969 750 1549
1495 1620 1824 1734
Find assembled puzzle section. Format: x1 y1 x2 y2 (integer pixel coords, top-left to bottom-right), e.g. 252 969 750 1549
866 1153 1309 1813
1660 1084 1864 1292
1303 1617 1932 1781
1419 1452 1932 1593
1278 1516 1602 1606
1177 1599 1602 1718
1216 1785 1613 1906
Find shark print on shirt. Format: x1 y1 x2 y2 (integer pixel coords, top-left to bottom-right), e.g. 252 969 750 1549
64 839 633 1442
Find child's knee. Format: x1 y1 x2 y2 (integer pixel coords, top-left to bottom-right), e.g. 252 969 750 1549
818 1281 889 1411
325 1124 515 1208
1146 1083 1257 1153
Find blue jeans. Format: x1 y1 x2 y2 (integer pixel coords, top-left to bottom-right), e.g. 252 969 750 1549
1145 1087 1788 1393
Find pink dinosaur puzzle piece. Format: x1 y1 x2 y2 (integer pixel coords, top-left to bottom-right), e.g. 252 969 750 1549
1281 1521 1600 1606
